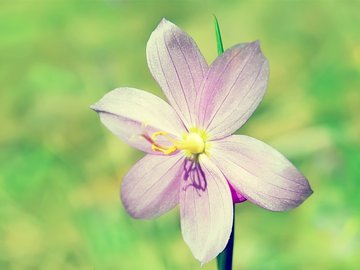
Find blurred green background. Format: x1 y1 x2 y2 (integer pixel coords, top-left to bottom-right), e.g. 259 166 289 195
1 0 359 269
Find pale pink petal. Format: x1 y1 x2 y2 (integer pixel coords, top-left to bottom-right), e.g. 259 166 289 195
196 42 269 139
180 155 233 264
210 135 313 211
121 153 184 219
91 87 186 154
147 18 208 128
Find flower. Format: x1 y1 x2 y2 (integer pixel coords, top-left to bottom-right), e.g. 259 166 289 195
91 18 313 264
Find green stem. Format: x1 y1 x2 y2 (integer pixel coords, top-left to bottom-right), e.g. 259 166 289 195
213 16 235 270
216 207 235 270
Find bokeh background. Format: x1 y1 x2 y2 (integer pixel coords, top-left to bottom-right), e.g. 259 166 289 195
1 0 359 269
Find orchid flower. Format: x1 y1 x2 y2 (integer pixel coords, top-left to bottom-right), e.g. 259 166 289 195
91 18 312 264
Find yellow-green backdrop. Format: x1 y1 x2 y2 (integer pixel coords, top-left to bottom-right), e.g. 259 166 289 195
1 0 359 269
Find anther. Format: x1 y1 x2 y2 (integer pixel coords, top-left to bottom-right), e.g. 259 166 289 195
149 131 178 155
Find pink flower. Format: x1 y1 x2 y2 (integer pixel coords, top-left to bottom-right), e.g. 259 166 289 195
91 19 312 263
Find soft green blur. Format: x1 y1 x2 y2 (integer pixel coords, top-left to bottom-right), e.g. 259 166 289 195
1 1 359 269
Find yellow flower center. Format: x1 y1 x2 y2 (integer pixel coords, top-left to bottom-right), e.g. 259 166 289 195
178 132 205 154
145 128 208 156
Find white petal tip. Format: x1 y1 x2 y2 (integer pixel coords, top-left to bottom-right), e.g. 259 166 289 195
90 103 98 111
250 40 261 51
156 18 176 32
196 253 216 265
266 185 314 212
160 17 169 24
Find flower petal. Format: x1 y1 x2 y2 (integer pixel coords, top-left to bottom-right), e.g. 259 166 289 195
121 153 184 219
210 135 313 211
196 42 269 139
180 155 233 264
91 87 186 154
147 18 208 128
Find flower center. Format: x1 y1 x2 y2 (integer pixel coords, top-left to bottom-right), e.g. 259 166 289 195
144 128 207 156
178 132 205 154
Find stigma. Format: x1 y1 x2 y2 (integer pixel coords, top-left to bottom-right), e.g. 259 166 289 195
143 128 208 156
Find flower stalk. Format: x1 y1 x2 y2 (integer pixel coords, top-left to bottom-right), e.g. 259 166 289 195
216 207 235 270
214 16 235 270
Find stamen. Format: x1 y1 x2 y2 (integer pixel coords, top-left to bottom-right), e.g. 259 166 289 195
142 129 207 156
149 131 178 155
151 144 177 155
151 131 177 143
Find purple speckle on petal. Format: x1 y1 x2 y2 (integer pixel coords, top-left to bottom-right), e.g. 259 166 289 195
183 158 207 195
